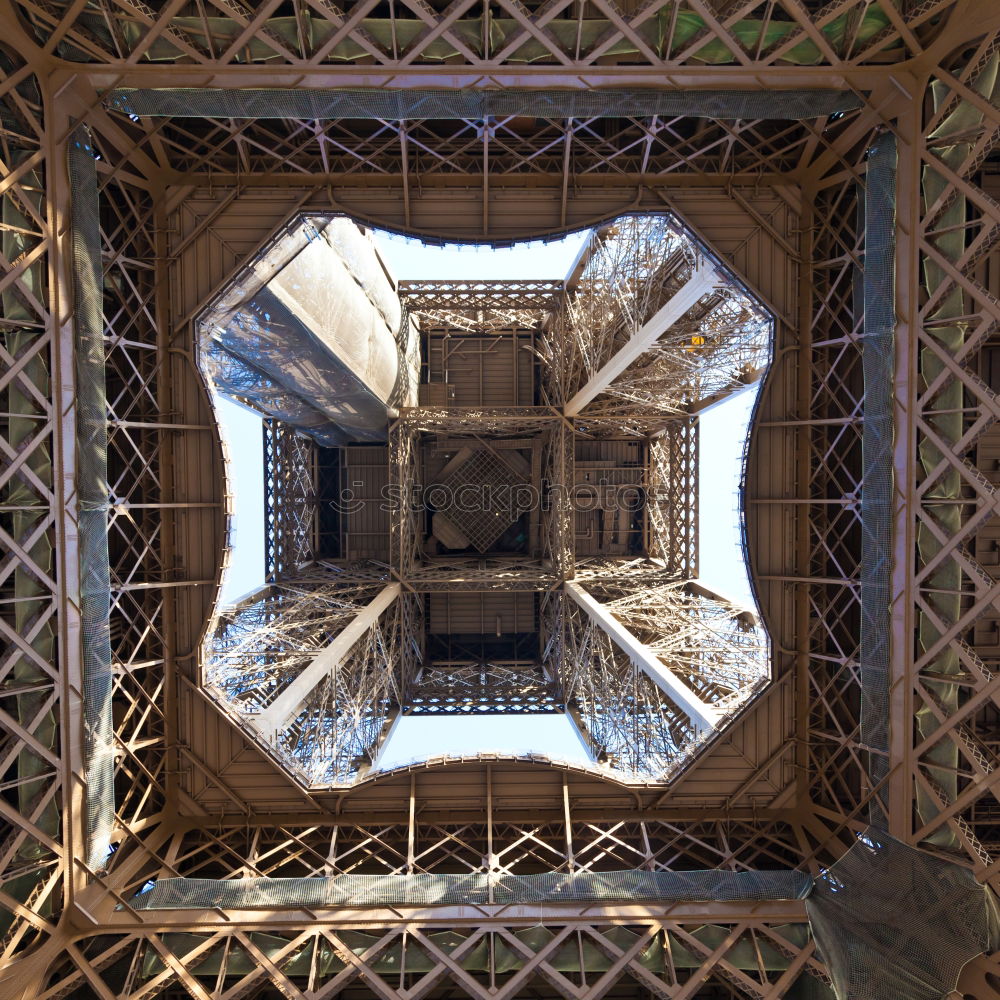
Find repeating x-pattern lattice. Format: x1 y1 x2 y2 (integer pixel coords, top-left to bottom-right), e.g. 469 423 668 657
2 1 1000 995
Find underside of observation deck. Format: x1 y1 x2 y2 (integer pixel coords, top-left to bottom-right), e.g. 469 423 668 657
3 1 1000 997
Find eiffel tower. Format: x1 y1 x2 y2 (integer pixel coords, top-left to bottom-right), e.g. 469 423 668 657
1 2 999 997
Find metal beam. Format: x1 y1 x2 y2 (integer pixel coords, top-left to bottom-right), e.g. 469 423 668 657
564 581 720 733
687 366 766 415
97 898 809 929
686 580 758 624
253 583 400 736
63 64 900 93
563 262 720 416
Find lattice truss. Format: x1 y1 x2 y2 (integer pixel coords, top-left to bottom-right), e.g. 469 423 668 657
544 590 693 777
408 663 559 715
33 758 828 998
0 54 59 966
399 279 559 334
11 0 934 68
39 921 832 1000
3 1 1000 996
536 214 772 429
905 34 1000 875
544 570 768 779
0 0 896 226
151 802 812 879
648 419 699 578
593 577 768 709
263 418 316 578
204 571 419 785
226 383 709 780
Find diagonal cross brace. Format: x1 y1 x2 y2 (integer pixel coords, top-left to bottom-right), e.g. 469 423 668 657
563 261 722 417
564 581 721 734
253 583 401 737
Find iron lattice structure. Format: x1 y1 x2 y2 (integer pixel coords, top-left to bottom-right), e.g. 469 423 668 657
398 279 562 334
543 589 698 776
540 565 768 776
389 406 577 588
590 578 768 713
537 215 770 417
0 2 999 997
648 421 699 578
263 418 317 578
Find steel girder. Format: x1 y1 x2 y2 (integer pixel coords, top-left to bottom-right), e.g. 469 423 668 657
1 1 1000 996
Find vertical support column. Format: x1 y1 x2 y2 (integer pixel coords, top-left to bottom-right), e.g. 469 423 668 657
42 74 79 911
326 826 338 877
792 188 814 813
562 774 575 873
889 96 922 839
486 765 494 904
154 194 181 820
859 130 898 830
640 822 655 871
407 774 416 875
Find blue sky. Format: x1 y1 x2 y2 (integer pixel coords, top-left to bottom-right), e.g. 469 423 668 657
373 229 589 281
697 384 758 609
212 225 760 769
216 394 265 607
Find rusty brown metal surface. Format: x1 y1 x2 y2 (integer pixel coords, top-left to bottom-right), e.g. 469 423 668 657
1 0 1000 995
